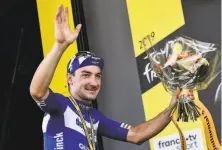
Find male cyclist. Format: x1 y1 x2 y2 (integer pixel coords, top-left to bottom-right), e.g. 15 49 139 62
30 4 193 150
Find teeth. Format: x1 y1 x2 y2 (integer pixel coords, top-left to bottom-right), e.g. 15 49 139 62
86 89 96 91
85 86 97 91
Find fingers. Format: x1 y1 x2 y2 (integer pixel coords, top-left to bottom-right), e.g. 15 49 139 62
56 5 69 25
174 88 195 100
64 7 69 25
56 5 63 17
61 6 65 23
176 87 181 93
189 96 194 100
188 91 194 100
171 88 180 100
75 24 82 32
174 87 181 98
71 24 82 40
74 24 82 35
55 4 63 23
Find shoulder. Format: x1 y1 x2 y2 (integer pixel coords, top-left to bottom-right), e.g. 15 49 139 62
49 90 70 103
90 108 107 120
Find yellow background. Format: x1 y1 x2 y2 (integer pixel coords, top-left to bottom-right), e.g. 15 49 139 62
142 84 207 149
126 0 185 57
36 0 78 96
126 0 208 149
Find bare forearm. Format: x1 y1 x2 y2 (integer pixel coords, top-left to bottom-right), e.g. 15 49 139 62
30 42 68 100
127 107 172 144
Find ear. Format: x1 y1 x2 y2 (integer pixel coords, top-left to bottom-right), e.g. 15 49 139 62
67 73 74 85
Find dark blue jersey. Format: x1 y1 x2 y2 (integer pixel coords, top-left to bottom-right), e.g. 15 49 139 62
35 89 131 150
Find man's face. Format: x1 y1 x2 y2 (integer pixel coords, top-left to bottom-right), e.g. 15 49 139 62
68 65 102 101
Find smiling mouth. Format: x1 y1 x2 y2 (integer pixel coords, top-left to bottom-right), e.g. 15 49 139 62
85 88 97 92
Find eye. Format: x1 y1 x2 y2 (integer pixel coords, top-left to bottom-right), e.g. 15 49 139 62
82 74 90 78
96 74 102 79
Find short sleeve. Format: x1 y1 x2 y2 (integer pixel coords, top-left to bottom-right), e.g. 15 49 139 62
96 111 131 142
35 89 66 116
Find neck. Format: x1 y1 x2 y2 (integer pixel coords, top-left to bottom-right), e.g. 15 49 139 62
70 94 91 105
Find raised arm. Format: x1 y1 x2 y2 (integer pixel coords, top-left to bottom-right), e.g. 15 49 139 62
127 89 193 145
30 5 81 101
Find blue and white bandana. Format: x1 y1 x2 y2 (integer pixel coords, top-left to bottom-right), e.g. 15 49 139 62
67 52 104 74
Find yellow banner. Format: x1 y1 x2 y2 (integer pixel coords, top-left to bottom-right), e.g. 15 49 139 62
36 0 78 96
142 84 208 150
126 0 185 57
196 99 222 150
126 0 211 149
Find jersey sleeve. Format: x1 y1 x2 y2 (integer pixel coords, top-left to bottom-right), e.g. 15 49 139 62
35 89 66 116
96 110 131 142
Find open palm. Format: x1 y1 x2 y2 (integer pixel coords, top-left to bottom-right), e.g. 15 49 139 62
55 5 82 45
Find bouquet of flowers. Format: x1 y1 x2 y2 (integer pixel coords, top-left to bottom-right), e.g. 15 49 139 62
147 36 221 122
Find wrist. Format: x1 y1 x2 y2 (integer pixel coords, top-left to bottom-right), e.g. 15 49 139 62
163 103 176 116
169 101 176 108
52 41 70 53
55 41 70 48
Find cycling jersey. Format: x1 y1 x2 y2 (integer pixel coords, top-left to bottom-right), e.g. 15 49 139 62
35 89 131 150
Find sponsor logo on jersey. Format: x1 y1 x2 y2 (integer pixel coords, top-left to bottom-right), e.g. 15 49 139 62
79 143 90 150
64 106 99 141
54 132 64 150
36 100 46 107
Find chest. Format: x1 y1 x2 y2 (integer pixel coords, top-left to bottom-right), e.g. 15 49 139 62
63 106 99 134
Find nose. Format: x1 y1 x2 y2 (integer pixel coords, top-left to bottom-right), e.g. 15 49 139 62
90 76 99 87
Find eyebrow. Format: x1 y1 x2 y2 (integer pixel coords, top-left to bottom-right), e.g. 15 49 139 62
81 70 92 74
97 72 102 76
81 70 102 75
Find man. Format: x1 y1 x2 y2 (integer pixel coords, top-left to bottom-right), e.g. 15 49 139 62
30 4 193 150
